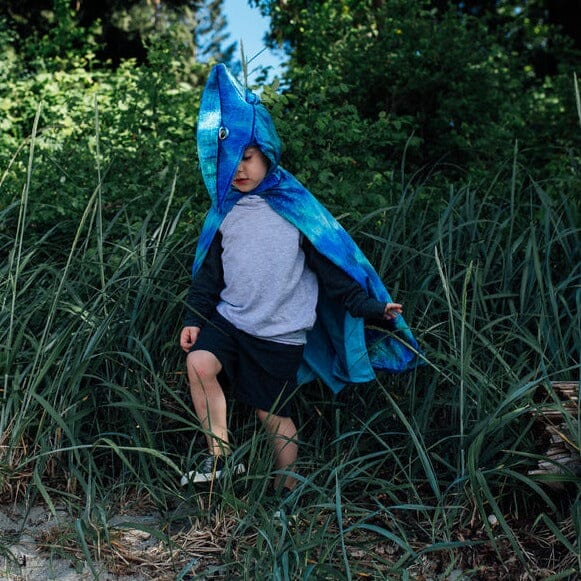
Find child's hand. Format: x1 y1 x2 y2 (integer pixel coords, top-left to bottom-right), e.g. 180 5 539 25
180 326 201 352
383 303 403 320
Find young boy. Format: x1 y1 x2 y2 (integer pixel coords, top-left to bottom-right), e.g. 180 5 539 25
180 64 419 498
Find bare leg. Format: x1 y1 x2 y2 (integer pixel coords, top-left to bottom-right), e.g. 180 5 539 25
257 409 298 490
186 350 229 456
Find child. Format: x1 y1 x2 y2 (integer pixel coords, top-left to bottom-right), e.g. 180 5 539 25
180 64 419 500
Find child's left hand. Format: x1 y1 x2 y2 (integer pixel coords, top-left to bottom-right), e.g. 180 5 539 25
384 303 403 320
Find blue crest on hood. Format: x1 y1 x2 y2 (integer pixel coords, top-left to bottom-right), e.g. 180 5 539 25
197 63 282 211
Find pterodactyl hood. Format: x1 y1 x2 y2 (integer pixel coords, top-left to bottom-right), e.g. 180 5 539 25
197 63 281 213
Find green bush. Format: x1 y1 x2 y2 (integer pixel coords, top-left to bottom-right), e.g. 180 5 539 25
258 0 580 210
0 30 207 248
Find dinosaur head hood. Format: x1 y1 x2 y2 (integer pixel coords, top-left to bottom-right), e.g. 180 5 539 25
196 64 282 211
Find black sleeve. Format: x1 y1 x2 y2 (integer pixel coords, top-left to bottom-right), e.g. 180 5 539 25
303 237 386 321
183 232 224 327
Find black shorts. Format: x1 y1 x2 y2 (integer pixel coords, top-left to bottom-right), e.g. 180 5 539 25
189 312 304 417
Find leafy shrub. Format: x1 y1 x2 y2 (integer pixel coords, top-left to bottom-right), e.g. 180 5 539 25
257 0 580 207
0 32 208 248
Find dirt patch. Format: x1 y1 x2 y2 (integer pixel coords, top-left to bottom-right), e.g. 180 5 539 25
0 503 161 580
0 498 244 580
0 498 577 579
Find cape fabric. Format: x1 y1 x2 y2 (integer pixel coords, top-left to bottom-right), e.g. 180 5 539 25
192 64 421 393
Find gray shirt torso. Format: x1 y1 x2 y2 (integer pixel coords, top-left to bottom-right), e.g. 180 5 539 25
217 195 319 344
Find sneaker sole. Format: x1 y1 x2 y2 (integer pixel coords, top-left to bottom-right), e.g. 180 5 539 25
273 509 298 521
180 463 246 486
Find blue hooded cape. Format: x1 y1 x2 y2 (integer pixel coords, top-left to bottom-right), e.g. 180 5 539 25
192 64 420 393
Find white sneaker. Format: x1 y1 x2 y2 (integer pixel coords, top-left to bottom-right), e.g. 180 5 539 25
180 454 246 486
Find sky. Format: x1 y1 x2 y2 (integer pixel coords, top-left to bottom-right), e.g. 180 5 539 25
222 0 286 84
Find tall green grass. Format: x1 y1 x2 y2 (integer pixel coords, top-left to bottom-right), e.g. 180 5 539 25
0 120 579 578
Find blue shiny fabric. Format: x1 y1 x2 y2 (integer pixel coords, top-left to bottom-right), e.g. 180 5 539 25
193 64 420 393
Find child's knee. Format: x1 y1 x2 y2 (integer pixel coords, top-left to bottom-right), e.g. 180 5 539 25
257 409 296 435
186 350 220 385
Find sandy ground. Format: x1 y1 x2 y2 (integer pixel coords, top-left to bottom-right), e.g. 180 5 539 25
0 503 162 580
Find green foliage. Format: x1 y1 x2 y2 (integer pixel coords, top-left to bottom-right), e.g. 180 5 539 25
261 83 419 222
254 0 580 201
0 1 579 575
0 0 235 67
0 37 207 247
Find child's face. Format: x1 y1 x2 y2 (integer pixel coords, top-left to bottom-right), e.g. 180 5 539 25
232 147 268 193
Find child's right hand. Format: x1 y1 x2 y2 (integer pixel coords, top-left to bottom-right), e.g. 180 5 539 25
383 303 403 320
180 326 201 352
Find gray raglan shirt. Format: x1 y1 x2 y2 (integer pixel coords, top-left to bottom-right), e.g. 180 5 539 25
216 195 319 344
184 197 390 344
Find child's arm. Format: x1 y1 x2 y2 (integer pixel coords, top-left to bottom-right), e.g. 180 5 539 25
303 238 402 323
181 233 224 351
